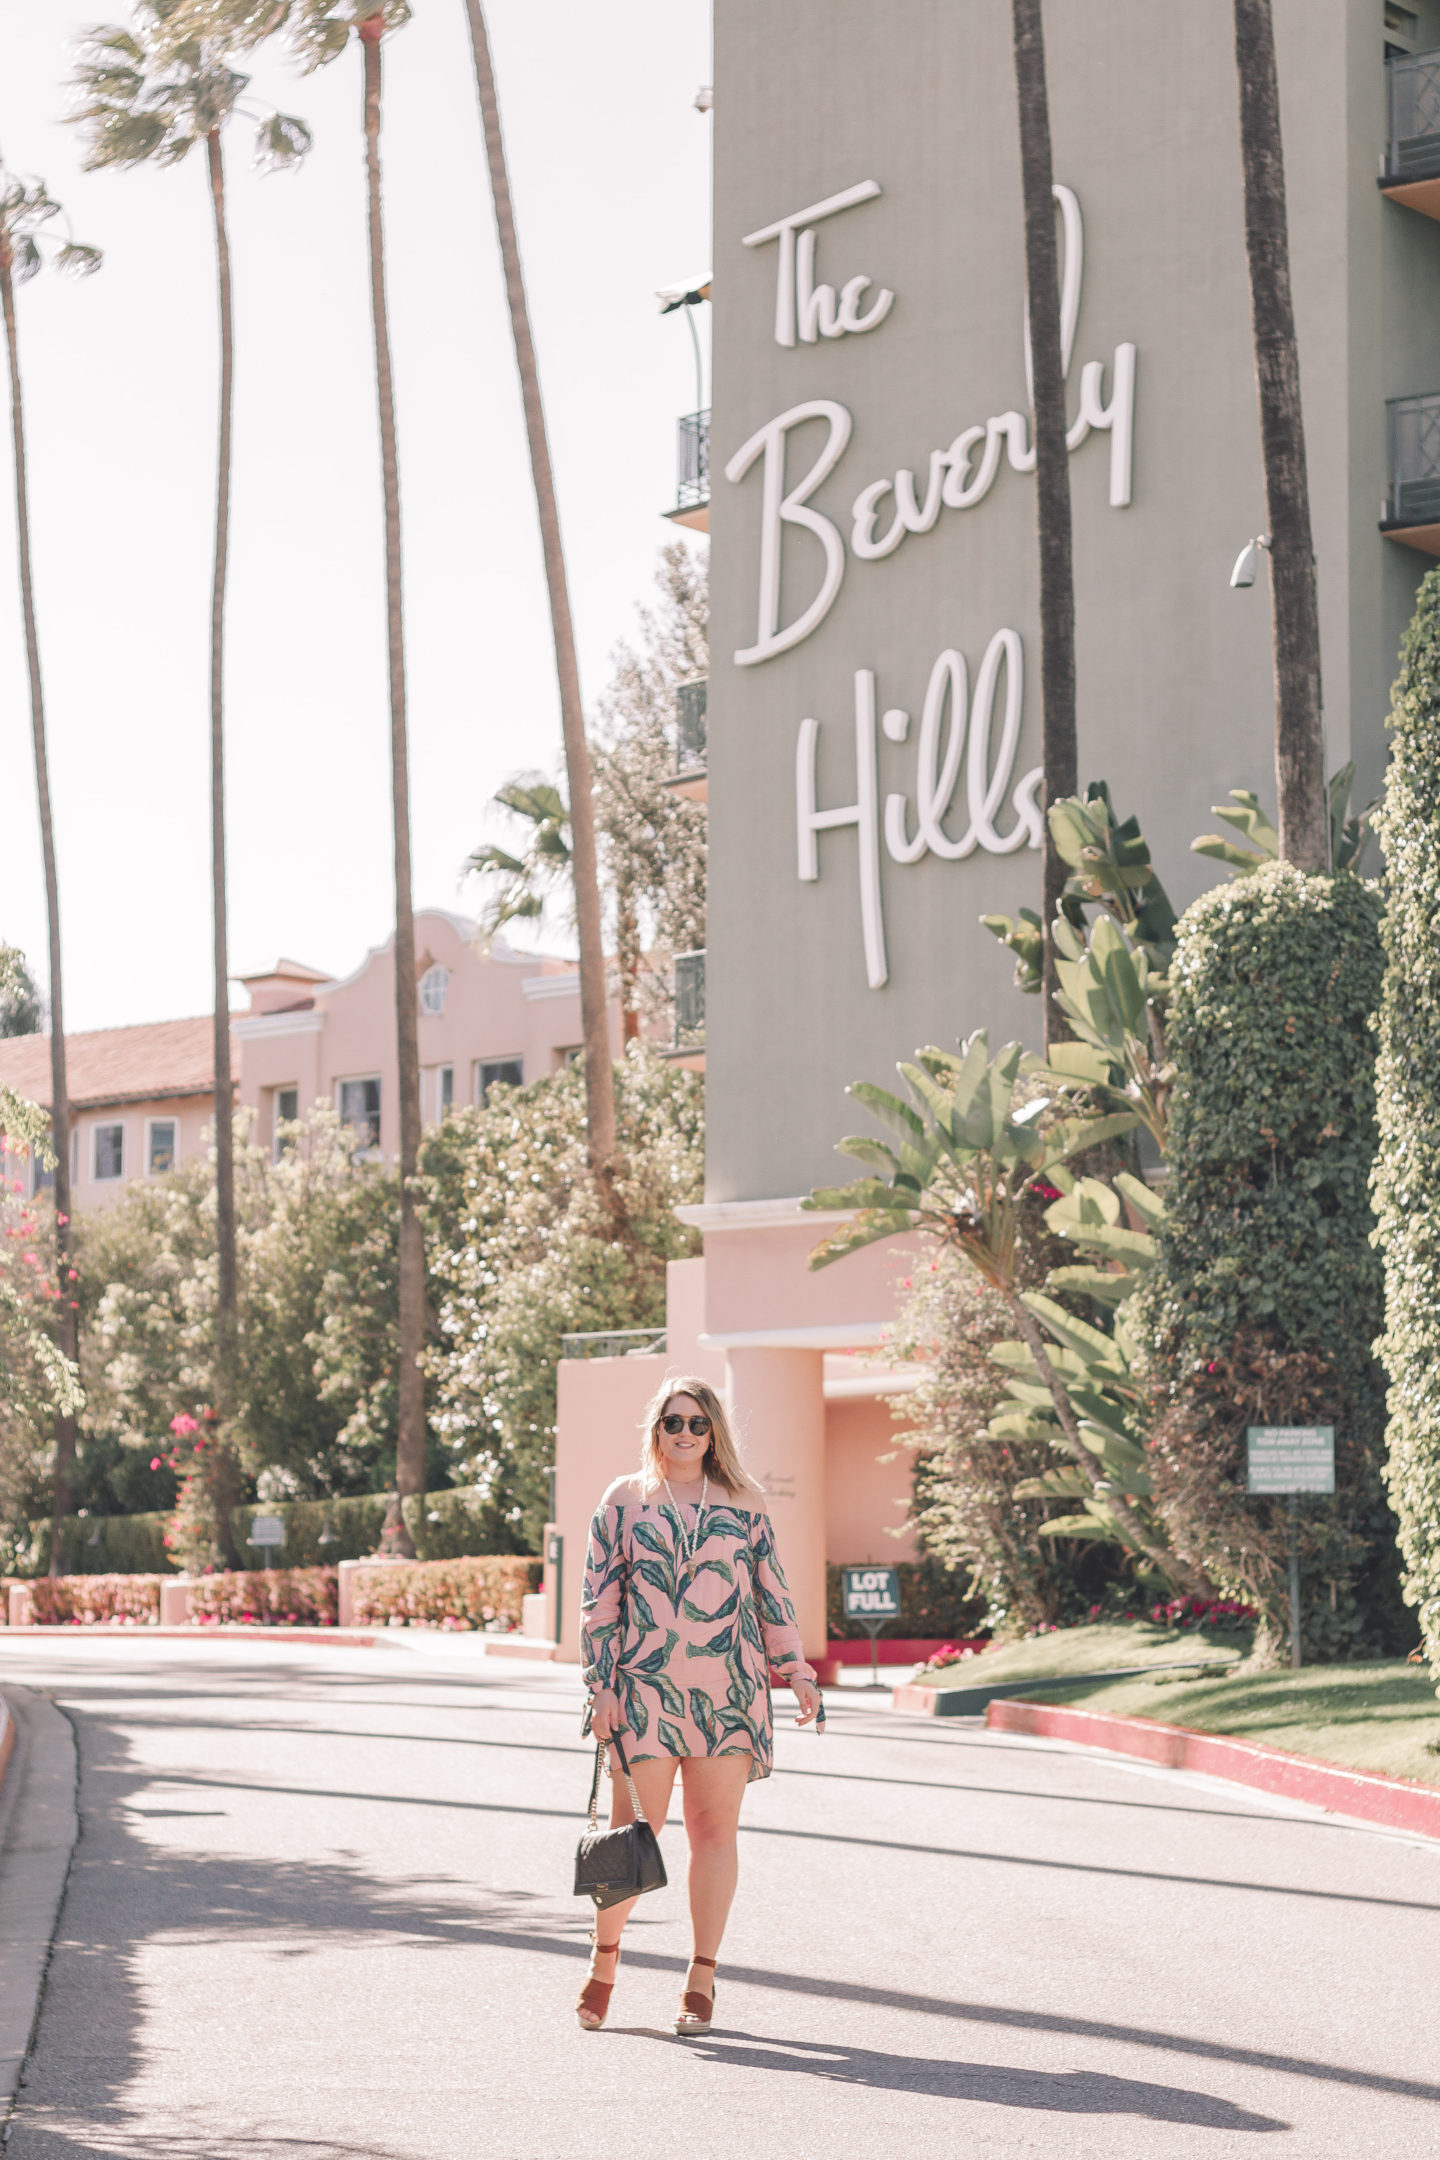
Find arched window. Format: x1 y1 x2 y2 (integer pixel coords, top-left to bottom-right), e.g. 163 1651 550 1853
419 964 450 1016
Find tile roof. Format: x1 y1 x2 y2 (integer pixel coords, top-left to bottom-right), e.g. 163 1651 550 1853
0 1017 237 1112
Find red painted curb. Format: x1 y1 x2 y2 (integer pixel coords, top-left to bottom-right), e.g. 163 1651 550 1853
0 1694 14 1798
988 1698 1440 1841
0 1626 380 1648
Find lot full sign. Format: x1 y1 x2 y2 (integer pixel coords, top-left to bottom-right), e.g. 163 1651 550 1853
842 1565 901 1621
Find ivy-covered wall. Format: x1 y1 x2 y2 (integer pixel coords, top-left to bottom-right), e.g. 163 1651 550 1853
1373 567 1440 1685
1142 862 1405 1659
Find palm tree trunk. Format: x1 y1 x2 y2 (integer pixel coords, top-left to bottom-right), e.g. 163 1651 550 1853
1012 0 1077 1047
361 21 425 1534
460 0 618 1174
205 129 238 1415
1233 0 1327 871
0 233 77 1571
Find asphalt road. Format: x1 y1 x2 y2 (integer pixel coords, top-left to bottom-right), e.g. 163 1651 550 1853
0 1634 1437 2159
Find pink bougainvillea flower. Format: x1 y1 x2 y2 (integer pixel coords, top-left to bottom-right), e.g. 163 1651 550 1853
150 1457 162 1471
170 1413 200 1437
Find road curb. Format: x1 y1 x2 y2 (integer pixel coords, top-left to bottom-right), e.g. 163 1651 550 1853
892 1658 1234 1717
987 1697 1440 1840
0 1688 79 2117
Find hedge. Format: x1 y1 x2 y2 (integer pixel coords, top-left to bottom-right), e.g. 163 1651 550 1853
824 1558 987 1642
188 1568 338 1627
350 1555 542 1630
1141 862 1404 1660
22 1483 528 1578
1373 566 1440 1684
26 1575 163 1626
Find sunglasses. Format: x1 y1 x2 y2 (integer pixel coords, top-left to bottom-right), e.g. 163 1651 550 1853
660 1413 712 1437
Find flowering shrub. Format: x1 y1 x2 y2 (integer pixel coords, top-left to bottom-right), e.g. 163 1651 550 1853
920 1639 988 1669
1149 1594 1257 1632
27 1574 162 1625
351 1554 541 1629
187 1567 338 1627
161 1410 244 1574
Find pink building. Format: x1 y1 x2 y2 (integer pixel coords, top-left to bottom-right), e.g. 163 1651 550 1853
0 912 611 1205
235 911 615 1160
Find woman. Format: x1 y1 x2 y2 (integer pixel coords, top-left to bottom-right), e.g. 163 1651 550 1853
577 1374 822 2034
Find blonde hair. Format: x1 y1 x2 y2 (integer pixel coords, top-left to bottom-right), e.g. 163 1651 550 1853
637 1375 762 1499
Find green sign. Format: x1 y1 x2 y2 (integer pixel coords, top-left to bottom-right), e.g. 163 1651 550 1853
1246 1425 1335 1496
842 1565 900 1622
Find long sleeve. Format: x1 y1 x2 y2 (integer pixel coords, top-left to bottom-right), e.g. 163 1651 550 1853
749 1511 817 1682
579 1504 625 1689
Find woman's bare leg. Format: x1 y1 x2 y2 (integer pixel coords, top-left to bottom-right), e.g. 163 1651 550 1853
678 1753 752 2007
577 1754 677 2024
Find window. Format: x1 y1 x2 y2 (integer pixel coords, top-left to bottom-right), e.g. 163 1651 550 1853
437 1066 453 1119
338 1077 381 1153
273 1085 299 1159
93 1123 124 1181
146 1119 177 1176
475 1056 523 1105
554 1045 583 1071
71 1128 79 1184
419 964 450 1016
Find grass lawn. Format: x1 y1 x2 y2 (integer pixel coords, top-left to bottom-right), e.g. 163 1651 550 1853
1038 1657 1440 1787
915 1619 1250 1688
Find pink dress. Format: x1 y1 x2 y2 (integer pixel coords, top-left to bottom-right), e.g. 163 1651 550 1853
580 1477 819 1782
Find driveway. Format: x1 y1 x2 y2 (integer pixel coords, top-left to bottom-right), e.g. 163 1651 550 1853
0 1635 1436 2158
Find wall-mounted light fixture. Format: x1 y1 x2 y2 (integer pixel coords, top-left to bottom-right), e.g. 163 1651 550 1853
1230 533 1272 588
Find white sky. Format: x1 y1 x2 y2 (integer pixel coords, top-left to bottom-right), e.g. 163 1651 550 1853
0 1 711 1031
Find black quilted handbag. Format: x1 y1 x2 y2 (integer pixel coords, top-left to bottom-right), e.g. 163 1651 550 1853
573 1733 668 1911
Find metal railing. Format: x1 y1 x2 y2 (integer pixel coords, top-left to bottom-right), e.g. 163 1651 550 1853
559 1327 668 1360
1387 391 1440 522
676 679 707 772
674 949 706 1046
1386 49 1440 180
677 409 710 509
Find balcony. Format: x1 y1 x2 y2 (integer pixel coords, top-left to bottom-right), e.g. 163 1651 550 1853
664 677 707 802
1381 49 1440 216
664 408 709 533
1382 391 1440 552
559 1327 667 1359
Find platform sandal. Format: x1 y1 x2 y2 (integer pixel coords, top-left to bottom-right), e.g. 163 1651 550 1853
575 1934 622 2030
674 1953 717 2036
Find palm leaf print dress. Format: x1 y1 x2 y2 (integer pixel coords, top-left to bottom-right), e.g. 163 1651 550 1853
580 1478 819 1781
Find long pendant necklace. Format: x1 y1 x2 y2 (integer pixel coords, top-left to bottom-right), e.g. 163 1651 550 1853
662 1474 708 1581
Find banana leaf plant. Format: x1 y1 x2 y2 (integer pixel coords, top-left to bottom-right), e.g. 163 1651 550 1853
1191 763 1374 878
983 782 1177 996
1042 914 1174 1156
804 1032 1186 1582
995 1173 1187 1578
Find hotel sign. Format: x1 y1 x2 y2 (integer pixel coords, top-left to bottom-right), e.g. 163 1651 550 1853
725 178 1137 986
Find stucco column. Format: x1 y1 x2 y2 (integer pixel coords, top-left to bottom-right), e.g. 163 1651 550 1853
725 1347 827 1665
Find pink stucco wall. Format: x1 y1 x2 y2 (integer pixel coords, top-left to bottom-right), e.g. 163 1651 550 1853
701 1219 921 1339
66 1093 217 1211
824 1394 918 1566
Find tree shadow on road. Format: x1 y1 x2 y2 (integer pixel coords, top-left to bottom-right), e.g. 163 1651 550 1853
659 2030 1288 2130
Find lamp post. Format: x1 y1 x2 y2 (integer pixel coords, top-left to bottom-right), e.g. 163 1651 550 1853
656 275 711 420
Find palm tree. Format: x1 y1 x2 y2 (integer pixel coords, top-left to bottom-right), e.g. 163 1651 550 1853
460 0 619 1176
1011 0 1077 1046
70 4 311 1417
1232 0 1327 870
466 777 572 939
187 0 426 1526
0 171 101 1566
